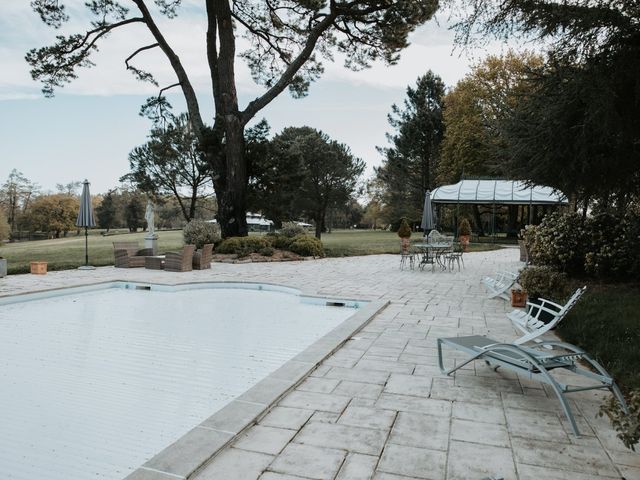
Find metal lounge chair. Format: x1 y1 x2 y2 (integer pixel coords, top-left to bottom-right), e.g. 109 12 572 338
437 335 629 436
481 271 519 301
509 286 587 345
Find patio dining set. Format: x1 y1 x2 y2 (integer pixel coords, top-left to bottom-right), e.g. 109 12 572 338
112 241 213 272
400 230 464 272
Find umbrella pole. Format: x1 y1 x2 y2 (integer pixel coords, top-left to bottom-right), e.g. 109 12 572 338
85 226 89 266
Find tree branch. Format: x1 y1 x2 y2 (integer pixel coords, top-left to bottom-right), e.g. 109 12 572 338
125 43 160 85
132 0 206 142
241 12 336 124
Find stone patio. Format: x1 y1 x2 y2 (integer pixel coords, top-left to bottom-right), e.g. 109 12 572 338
1 248 638 479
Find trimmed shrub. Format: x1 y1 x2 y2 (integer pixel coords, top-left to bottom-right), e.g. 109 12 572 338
289 234 324 257
518 266 569 301
280 221 307 238
458 217 471 236
523 211 587 274
266 232 293 250
397 218 412 238
183 220 221 249
259 246 274 257
216 236 271 257
524 210 640 278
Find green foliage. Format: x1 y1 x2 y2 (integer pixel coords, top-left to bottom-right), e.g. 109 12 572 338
289 234 324 257
280 221 307 238
183 220 221 249
250 126 365 238
216 236 271 257
518 266 569 301
558 284 640 390
375 71 445 224
95 190 117 231
397 218 412 238
259 246 274 257
121 113 212 222
124 194 145 233
523 211 587 274
25 193 79 238
0 209 10 243
438 50 543 184
524 210 640 278
600 390 640 451
458 217 471 236
266 233 293 250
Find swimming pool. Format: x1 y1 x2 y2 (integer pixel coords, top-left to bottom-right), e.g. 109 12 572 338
0 282 368 480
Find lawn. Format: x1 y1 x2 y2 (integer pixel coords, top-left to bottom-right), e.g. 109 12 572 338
1 229 500 274
558 283 640 391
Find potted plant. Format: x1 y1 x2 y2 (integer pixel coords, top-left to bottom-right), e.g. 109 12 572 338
397 218 412 254
458 218 472 252
510 287 527 307
517 266 569 324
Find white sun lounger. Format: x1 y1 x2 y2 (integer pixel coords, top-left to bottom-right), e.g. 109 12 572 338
509 286 587 345
437 335 628 436
481 271 519 301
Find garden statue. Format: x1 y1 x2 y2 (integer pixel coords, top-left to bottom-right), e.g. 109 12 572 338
145 200 155 237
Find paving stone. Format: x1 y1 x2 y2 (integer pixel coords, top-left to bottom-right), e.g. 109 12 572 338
372 474 423 480
505 408 570 443
309 411 340 423
195 447 274 479
268 443 346 480
383 373 432 397
297 377 340 394
259 407 314 430
294 421 388 455
278 391 351 413
338 405 396 430
259 473 310 480
387 411 449 451
325 367 390 385
335 453 378 480
125 469 180 480
516 463 620 480
452 401 506 424
446 440 516 480
233 425 297 455
450 418 510 448
333 380 384 400
377 443 446 479
511 437 618 477
143 427 234 478
355 358 415 374
375 393 452 417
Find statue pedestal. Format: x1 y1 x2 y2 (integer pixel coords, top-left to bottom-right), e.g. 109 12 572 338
145 234 159 255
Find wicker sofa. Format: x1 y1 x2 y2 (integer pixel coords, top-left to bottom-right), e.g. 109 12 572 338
165 245 195 272
193 244 214 270
113 241 153 268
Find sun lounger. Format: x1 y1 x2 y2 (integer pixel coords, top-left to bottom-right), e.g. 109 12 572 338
481 271 518 301
509 286 586 345
437 335 628 436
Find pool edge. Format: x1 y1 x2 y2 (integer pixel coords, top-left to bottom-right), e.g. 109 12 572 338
126 298 389 480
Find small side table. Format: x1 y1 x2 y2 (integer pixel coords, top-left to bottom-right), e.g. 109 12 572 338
145 255 165 270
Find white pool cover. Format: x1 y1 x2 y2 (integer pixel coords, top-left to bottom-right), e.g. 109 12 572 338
0 284 357 480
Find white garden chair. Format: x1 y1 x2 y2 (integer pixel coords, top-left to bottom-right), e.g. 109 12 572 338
481 271 519 301
508 286 587 345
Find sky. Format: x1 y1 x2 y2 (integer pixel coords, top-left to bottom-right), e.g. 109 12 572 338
0 1 516 195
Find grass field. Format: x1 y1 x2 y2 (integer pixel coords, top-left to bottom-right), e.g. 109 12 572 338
1 229 501 274
558 283 640 391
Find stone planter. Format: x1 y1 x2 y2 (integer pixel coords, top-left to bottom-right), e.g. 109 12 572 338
30 261 48 275
459 234 470 252
0 258 6 278
510 289 527 308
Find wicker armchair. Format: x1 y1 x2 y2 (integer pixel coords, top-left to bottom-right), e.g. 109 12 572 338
165 245 195 272
193 244 214 270
113 241 153 268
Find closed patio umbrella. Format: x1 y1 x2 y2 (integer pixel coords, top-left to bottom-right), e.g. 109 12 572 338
420 190 435 233
76 179 96 270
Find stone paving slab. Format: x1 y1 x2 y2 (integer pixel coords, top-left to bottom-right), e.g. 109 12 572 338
2 249 637 479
